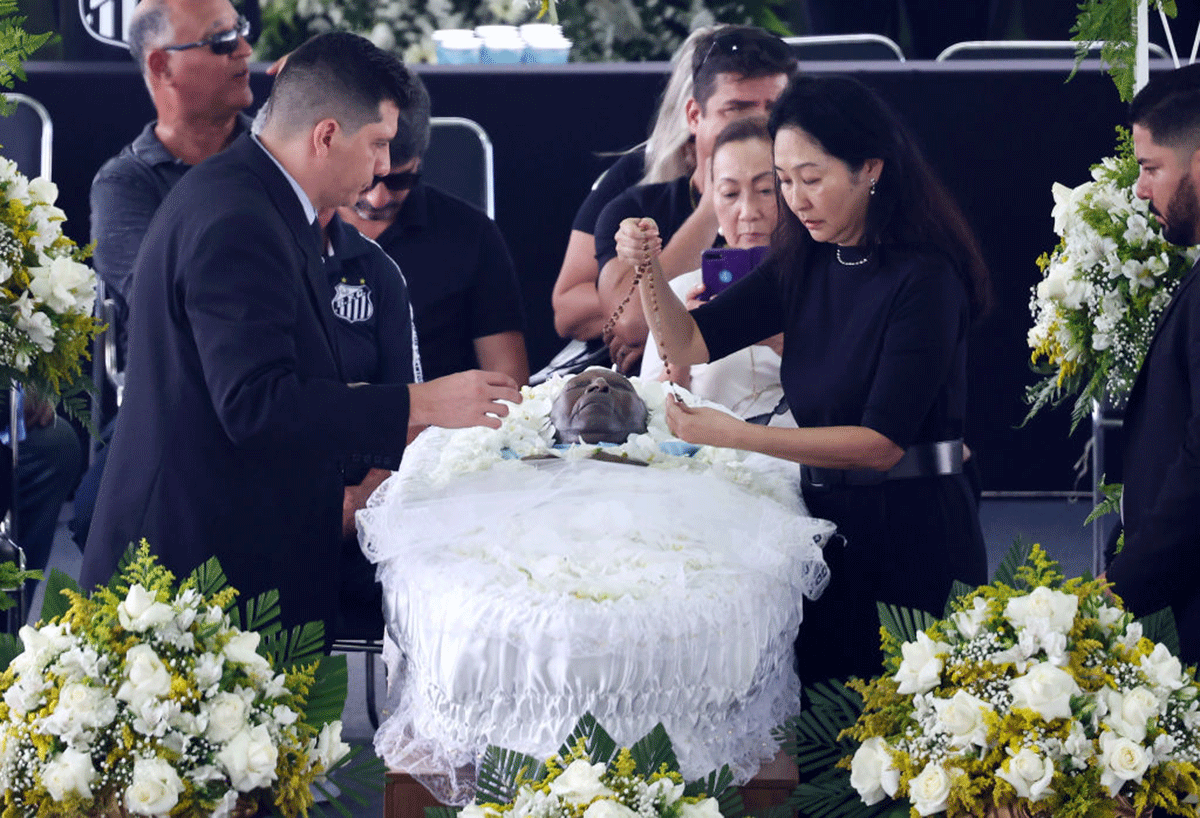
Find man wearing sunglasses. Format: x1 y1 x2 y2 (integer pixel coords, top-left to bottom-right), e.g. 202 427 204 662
593 26 796 374
90 0 254 372
338 67 529 387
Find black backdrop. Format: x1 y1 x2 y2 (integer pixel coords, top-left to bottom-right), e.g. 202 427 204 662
18 58 1133 492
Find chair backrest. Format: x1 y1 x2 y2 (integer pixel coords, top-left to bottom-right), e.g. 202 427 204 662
784 34 905 62
0 94 52 180
78 0 135 49
424 117 495 218
937 40 1170 61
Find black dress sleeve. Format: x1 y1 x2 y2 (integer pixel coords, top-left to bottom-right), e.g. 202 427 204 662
690 262 786 363
571 150 646 234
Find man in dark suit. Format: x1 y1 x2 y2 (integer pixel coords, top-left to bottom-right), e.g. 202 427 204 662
1107 63 1200 664
81 32 520 631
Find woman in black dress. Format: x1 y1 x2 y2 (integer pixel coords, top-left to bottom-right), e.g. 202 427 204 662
614 74 991 685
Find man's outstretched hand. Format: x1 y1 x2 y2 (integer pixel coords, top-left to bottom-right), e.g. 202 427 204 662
408 370 522 430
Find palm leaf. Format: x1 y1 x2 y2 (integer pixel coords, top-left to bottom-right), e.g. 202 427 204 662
943 580 974 616
1139 607 1180 656
240 590 282 638
298 654 347 728
310 743 386 818
629 722 678 777
39 568 80 622
876 603 937 646
0 632 21 672
186 557 230 604
783 681 864 775
261 620 326 670
790 773 900 818
556 712 617 765
683 766 742 816
475 745 546 804
424 808 459 818
991 537 1034 588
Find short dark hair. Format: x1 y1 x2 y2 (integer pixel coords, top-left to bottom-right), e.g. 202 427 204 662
128 0 171 75
768 74 991 319
1130 63 1200 154
390 65 432 165
691 26 796 112
711 115 771 161
264 31 408 137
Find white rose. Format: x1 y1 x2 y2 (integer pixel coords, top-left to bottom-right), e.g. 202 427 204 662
1008 661 1081 721
42 681 117 743
677 798 723 818
932 689 994 750
116 644 172 707
849 737 899 805
223 631 272 679
27 176 57 205
1140 644 1185 692
642 777 684 808
548 759 613 804
1099 731 1151 796
950 597 990 639
894 632 950 695
217 724 278 791
41 748 96 800
582 800 639 818
311 721 350 775
1103 686 1160 742
1004 587 1078 635
118 584 175 633
204 691 248 743
15 305 55 352
909 762 955 817
125 756 184 816
996 747 1055 802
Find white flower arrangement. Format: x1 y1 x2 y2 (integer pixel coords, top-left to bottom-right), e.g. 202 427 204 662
0 158 100 414
1025 128 1199 429
830 544 1200 818
0 543 379 818
429 714 737 818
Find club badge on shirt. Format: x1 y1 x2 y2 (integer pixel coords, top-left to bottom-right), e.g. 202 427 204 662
332 279 374 323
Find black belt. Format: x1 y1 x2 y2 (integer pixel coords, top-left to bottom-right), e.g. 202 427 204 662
800 440 964 490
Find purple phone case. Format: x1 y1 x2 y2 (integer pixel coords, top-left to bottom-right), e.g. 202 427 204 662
700 245 769 300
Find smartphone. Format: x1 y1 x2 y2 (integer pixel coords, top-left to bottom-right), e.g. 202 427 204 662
700 246 768 301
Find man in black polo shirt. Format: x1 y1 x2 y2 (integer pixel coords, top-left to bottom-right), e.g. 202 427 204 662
594 26 796 373
338 66 529 386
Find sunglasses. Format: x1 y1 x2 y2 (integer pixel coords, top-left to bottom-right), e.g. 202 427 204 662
374 171 422 192
693 28 792 79
163 15 251 56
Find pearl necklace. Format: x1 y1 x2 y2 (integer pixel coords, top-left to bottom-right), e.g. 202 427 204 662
836 246 872 267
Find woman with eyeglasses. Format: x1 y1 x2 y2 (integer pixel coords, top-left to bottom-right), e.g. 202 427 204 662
615 74 991 685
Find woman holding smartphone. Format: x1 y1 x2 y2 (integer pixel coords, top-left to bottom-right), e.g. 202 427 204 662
616 74 991 685
640 117 793 427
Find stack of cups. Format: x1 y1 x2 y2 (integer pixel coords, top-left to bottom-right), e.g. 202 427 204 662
520 23 572 63
433 29 482 64
476 25 526 64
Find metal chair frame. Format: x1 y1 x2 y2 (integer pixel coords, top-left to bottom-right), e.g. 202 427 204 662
936 39 1170 62
783 33 906 62
426 116 496 218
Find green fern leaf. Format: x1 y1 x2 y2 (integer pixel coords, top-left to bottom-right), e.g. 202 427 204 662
556 712 617 765
38 568 79 623
476 746 545 803
628 723 678 777
992 537 1034 588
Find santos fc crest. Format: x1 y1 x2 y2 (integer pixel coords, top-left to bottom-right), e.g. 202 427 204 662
332 280 374 323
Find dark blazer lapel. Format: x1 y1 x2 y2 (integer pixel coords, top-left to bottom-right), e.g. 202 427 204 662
231 136 345 379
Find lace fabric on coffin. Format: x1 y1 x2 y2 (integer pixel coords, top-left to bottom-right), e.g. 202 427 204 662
359 418 833 805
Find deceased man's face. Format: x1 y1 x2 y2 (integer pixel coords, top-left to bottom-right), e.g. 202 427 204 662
550 369 648 444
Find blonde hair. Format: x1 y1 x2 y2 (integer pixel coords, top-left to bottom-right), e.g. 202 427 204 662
638 26 722 184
